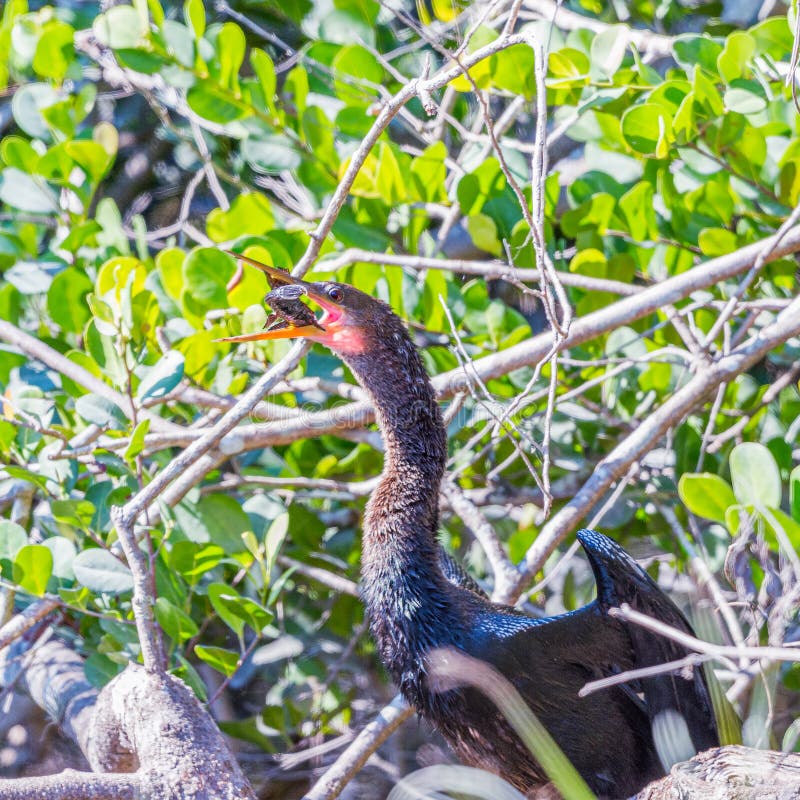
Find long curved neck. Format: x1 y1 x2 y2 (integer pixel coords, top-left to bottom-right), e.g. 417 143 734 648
344 329 447 545
342 321 454 676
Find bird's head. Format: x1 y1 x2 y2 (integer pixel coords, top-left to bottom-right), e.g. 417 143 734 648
218 252 390 356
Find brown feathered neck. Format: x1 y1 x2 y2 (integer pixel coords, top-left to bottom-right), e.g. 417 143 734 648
338 306 456 687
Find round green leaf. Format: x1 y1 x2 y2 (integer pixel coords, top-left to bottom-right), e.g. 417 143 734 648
678 473 736 523
1 136 39 172
490 43 536 98
0 521 28 573
93 6 148 49
32 21 75 81
75 395 127 429
182 247 235 312
621 104 673 156
47 267 93 332
730 442 781 508
590 25 628 79
137 351 185 402
43 536 77 581
13 544 53 596
723 86 767 115
73 549 134 594
206 192 274 243
11 83 59 139
0 168 58 212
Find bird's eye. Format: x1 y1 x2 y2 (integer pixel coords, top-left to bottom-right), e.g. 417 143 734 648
327 286 344 302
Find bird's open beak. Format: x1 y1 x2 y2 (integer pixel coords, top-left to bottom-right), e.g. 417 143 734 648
217 251 343 343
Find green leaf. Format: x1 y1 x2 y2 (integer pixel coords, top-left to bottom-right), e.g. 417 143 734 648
13 544 53 596
264 512 289 575
375 143 406 205
163 19 195 67
217 22 245 92
184 0 206 38
206 193 274 243
11 83 59 139
51 499 95 529
168 542 225 583
174 494 253 553
790 465 800 523
124 418 150 462
724 84 766 115
43 536 77 581
750 16 793 60
116 48 167 74
155 596 199 643
1 136 39 172
0 521 28 575
590 25 628 79
621 104 673 156
182 247 235 312
331 45 383 104
208 583 273 636
698 228 737 257
0 167 57 212
207 583 245 637
137 351 185 402
65 141 114 183
548 47 590 83
729 442 781 508
75 395 127 430
187 79 249 124
47 267 93 332
717 31 755 83
465 214 502 257
195 645 240 676
490 43 535 98
93 5 148 49
242 135 302 174
250 48 276 112
73 549 134 594
673 35 723 74
32 21 75 81
678 473 736 524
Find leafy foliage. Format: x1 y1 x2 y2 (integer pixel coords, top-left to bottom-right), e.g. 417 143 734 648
1 0 800 790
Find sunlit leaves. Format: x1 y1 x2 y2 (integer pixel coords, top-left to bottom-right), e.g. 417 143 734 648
621 103 673 156
730 442 781 509
47 268 93 332
678 474 737 524
93 5 148 49
73 549 134 595
13 544 52 596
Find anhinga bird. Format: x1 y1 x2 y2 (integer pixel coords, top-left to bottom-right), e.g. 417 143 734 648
222 254 719 799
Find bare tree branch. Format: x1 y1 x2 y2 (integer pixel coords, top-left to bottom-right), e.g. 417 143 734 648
0 597 60 651
301 695 414 800
0 770 140 800
513 294 800 594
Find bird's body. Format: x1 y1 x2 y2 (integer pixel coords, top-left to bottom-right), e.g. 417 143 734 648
222 256 719 799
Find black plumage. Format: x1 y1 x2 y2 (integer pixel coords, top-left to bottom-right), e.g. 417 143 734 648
222 260 720 799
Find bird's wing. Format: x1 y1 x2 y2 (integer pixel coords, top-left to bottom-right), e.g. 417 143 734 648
468 602 665 795
438 549 489 598
576 528 720 753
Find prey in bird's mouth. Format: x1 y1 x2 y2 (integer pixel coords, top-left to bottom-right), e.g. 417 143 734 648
216 252 350 346
262 283 325 334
